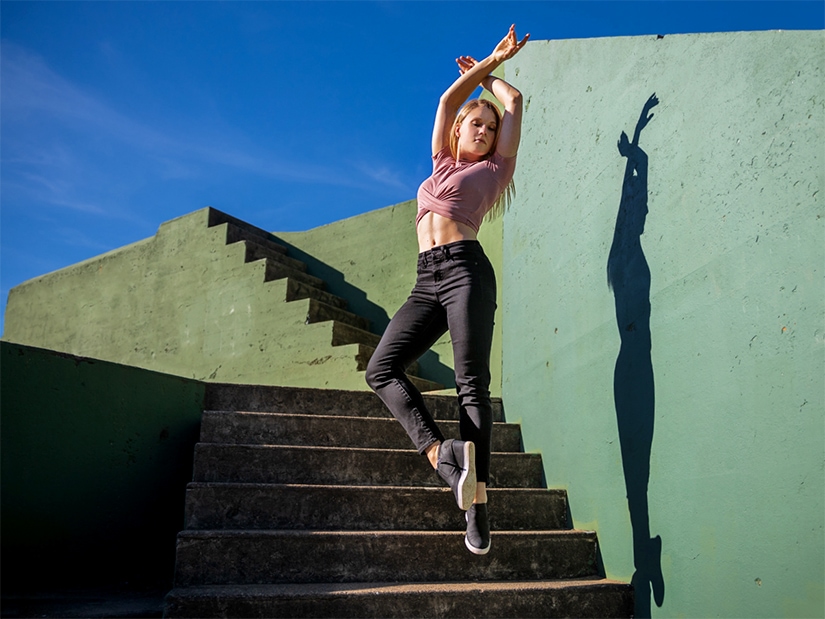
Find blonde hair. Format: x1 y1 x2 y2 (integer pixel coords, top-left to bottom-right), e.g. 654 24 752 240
449 99 515 223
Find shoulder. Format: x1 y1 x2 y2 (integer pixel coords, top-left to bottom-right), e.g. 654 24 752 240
432 146 452 163
489 150 517 171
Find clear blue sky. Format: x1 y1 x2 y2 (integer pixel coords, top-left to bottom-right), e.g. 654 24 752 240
1 1 822 334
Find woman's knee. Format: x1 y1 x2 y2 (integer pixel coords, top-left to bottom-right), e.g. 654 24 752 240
365 355 383 390
365 352 397 390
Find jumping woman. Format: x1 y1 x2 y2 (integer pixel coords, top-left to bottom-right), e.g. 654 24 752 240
366 25 528 555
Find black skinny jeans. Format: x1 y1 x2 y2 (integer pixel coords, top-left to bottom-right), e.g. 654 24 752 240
365 240 497 483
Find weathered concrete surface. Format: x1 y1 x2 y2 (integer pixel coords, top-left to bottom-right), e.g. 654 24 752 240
198 410 523 450
191 444 544 488
172 529 599 586
202 381 505 421
183 484 567 531
169 372 629 617
503 30 824 618
164 580 633 619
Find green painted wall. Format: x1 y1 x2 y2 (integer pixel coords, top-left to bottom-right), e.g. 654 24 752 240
2 200 503 395
0 341 204 590
0 209 405 390
502 31 823 618
1 208 373 390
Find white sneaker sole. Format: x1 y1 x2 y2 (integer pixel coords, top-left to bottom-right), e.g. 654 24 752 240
456 440 476 510
465 534 491 555
464 506 491 555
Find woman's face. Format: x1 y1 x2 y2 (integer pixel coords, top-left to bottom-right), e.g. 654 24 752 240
455 106 498 161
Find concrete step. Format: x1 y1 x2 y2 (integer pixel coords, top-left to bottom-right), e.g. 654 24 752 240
242 238 307 272
306 298 370 331
331 321 381 348
265 259 327 290
285 277 347 310
351 343 420 376
327 323 422 377
347 348 430 390
203 384 506 422
183 483 568 532
209 210 287 252
164 580 634 618
172 529 600 587
191 444 544 489
406 374 443 393
199 411 523 452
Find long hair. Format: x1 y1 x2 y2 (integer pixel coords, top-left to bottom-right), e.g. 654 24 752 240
449 99 515 224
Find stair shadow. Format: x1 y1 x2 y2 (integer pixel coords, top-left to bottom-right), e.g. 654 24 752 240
607 94 665 618
272 237 456 389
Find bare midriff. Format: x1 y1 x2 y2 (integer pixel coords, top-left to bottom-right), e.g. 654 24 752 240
416 211 477 253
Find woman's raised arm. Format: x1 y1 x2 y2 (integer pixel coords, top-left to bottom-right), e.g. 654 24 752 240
431 25 529 155
456 57 524 158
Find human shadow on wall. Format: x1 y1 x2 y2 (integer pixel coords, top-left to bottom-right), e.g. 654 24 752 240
607 93 665 618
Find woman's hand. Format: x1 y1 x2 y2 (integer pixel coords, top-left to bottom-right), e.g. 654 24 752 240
457 56 498 93
456 55 478 75
491 24 529 63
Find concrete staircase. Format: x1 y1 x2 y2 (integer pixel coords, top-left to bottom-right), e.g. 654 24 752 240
207 208 442 392
163 384 633 618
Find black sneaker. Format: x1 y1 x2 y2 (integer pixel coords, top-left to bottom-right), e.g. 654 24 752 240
436 439 476 510
465 502 491 555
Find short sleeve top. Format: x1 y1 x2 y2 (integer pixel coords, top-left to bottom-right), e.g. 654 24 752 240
416 147 517 233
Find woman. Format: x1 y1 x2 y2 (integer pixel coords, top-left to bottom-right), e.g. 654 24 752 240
366 25 528 556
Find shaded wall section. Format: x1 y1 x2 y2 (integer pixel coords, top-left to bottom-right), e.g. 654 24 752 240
0 341 204 590
502 31 823 618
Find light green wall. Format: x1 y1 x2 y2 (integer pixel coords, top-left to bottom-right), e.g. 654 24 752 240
502 31 823 618
0 341 204 589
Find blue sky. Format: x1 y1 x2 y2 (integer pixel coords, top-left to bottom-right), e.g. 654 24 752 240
1 1 823 334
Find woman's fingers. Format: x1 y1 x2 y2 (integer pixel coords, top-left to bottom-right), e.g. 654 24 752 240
497 25 530 60
456 55 478 74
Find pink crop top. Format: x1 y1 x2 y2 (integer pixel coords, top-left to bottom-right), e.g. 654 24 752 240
416 147 517 233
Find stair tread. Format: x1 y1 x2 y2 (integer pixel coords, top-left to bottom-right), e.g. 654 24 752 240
203 383 505 421
168 578 630 594
204 410 515 423
192 442 544 488
197 411 523 449
179 528 593 537
196 442 531 454
186 480 559 494
173 528 600 586
165 580 634 618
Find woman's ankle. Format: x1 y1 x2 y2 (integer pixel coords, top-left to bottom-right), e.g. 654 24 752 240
474 481 488 504
425 441 441 469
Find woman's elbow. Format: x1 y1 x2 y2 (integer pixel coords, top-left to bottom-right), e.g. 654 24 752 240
503 91 523 115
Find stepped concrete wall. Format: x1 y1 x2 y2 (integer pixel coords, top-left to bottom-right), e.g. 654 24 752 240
501 31 823 618
2 200 503 394
0 340 204 590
